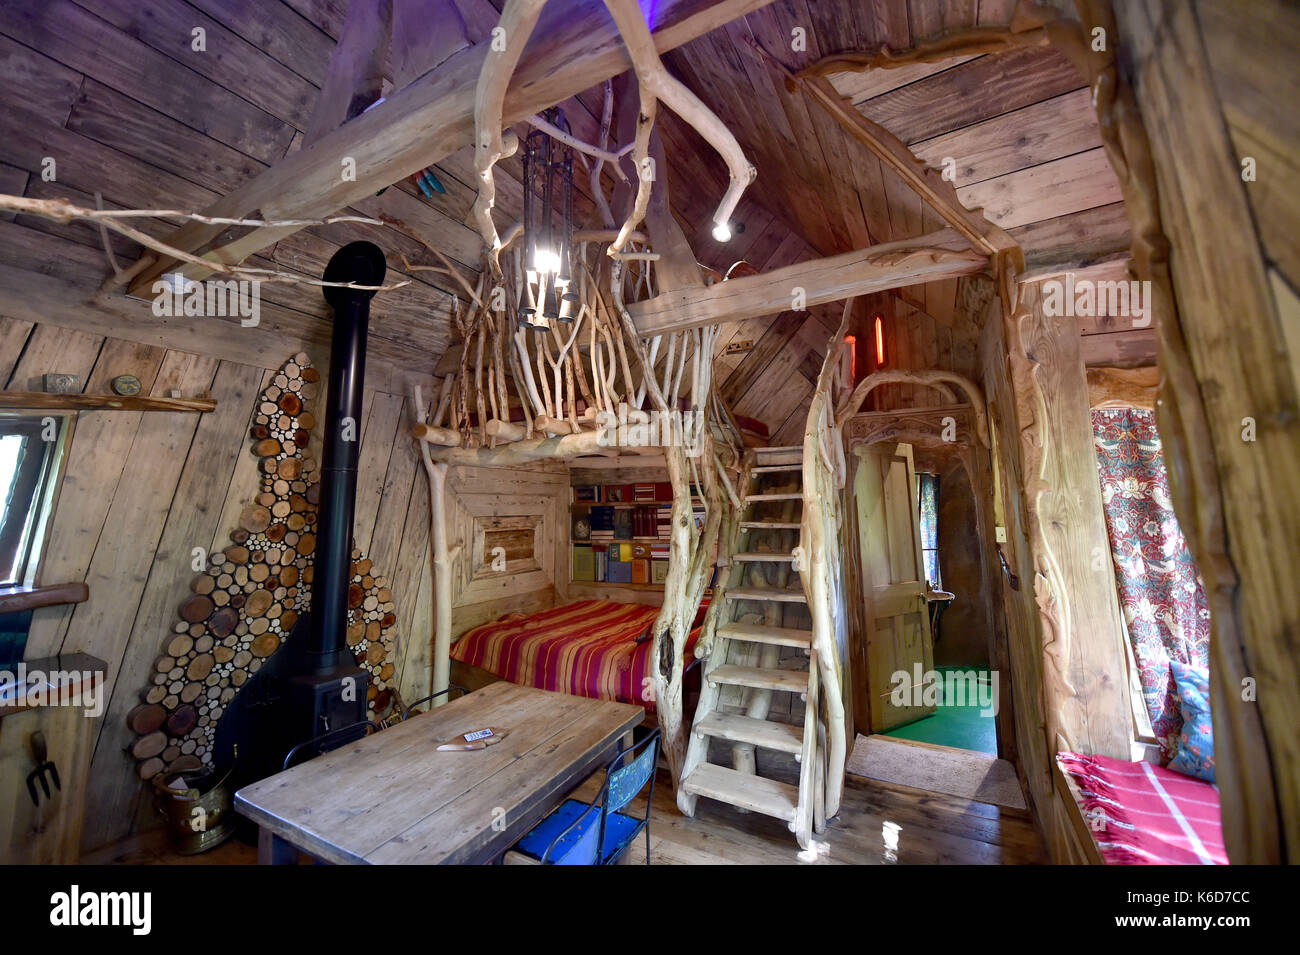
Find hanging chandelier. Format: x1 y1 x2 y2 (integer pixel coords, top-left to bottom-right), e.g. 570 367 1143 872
519 107 579 331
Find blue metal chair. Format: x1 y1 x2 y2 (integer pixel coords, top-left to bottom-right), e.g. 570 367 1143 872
512 727 660 865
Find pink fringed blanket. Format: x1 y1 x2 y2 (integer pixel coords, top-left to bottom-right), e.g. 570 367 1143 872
1057 752 1226 865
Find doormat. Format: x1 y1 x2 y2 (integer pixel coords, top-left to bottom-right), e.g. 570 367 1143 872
846 734 1027 810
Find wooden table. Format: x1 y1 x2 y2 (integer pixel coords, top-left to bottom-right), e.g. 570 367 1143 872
233 682 644 864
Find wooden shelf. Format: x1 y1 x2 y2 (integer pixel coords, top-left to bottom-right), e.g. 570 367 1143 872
572 537 670 543
569 581 666 591
571 500 673 508
568 580 713 594
0 581 89 615
0 391 217 413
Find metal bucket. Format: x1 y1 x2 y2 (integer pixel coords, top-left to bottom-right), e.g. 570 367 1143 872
152 763 237 855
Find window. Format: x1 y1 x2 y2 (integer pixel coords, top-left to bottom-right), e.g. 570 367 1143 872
917 471 940 589
0 412 74 590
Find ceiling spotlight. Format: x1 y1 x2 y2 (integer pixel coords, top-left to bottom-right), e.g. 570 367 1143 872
712 222 732 242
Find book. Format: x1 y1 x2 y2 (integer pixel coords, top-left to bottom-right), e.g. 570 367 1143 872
573 485 600 503
613 507 633 540
633 482 656 502
589 505 615 532
603 483 629 503
651 559 669 584
632 559 650 584
572 544 595 581
606 550 632 582
655 481 672 501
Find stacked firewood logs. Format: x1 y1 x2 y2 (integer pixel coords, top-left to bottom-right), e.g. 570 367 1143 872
127 354 398 780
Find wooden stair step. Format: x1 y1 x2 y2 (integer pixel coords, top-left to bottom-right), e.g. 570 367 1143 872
755 445 802 454
752 464 803 474
745 492 802 502
753 447 802 466
739 521 800 530
725 586 807 604
682 763 799 821
694 712 804 754
718 621 812 649
708 664 809 693
733 551 796 562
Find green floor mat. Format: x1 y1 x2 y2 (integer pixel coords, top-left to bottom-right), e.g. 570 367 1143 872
882 666 997 755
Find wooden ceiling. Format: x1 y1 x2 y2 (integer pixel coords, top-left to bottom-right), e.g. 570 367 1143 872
0 0 1137 429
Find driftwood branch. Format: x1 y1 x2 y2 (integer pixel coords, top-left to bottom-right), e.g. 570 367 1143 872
2 193 409 292
599 0 756 253
471 0 544 276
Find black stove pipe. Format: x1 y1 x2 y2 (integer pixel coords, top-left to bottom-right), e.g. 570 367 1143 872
310 241 387 672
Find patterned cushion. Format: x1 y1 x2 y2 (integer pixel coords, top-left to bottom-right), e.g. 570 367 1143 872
1167 659 1215 783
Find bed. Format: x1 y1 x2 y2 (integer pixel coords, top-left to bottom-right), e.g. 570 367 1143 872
450 599 704 715
1055 751 1226 865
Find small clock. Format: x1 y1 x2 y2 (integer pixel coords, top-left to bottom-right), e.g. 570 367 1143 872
112 375 142 396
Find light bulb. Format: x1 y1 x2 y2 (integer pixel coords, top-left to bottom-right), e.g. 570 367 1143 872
534 247 561 273
712 222 732 242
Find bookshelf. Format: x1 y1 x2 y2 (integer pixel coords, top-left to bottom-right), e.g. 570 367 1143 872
568 479 704 589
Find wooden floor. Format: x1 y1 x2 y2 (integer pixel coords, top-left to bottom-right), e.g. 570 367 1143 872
85 766 1046 865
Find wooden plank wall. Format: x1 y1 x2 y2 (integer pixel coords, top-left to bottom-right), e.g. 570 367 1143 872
0 316 435 853
442 463 567 636
977 297 1064 859
1112 0 1300 863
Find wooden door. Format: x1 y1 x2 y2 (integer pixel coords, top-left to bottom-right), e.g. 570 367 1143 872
853 442 935 732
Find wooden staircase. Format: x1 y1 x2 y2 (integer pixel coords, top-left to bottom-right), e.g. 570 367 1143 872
679 444 827 853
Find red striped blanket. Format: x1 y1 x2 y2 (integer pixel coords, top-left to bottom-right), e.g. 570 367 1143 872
1057 752 1226 865
450 600 701 713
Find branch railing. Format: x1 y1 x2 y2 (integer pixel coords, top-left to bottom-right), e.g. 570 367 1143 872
798 299 855 821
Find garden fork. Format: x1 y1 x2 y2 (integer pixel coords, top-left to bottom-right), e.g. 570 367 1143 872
25 732 60 807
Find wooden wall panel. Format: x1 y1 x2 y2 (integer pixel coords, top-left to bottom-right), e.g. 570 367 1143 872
443 463 567 636
0 317 439 853
1012 280 1132 761
1113 0 1300 862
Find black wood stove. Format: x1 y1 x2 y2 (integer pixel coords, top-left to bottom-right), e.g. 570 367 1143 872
214 241 388 800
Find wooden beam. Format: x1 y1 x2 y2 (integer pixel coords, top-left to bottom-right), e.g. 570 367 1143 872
747 39 1019 259
627 230 986 334
424 428 607 466
126 0 777 296
1087 365 1158 408
302 0 394 147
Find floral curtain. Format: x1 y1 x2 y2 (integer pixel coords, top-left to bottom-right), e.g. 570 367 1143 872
1092 409 1211 760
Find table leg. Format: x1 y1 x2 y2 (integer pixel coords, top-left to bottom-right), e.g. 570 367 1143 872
258 827 299 865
